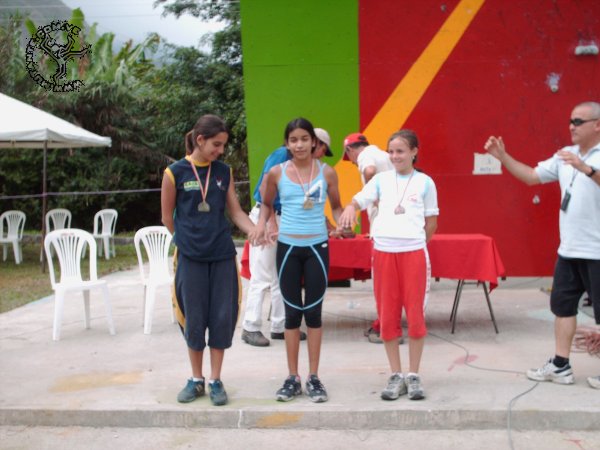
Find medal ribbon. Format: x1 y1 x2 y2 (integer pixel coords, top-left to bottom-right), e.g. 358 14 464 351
189 159 211 206
395 170 414 208
290 160 315 200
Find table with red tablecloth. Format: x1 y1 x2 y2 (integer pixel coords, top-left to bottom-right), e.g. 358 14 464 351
240 234 506 333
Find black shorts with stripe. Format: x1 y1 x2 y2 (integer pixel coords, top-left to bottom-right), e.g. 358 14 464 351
173 251 241 351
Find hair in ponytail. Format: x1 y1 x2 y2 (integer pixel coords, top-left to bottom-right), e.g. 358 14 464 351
185 114 229 154
388 129 420 164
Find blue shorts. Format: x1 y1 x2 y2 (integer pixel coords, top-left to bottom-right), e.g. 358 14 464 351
174 251 241 351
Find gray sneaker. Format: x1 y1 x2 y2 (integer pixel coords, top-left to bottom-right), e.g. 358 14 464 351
241 330 270 347
406 374 425 400
526 359 574 384
588 375 600 389
381 373 407 400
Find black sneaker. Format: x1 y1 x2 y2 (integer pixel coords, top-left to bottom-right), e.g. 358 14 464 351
270 331 307 341
276 375 302 402
305 374 328 403
177 378 205 403
208 379 228 406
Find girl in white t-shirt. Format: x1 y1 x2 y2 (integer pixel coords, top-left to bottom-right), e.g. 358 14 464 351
338 129 439 401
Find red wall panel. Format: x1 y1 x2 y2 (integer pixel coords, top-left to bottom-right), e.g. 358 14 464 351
359 0 600 275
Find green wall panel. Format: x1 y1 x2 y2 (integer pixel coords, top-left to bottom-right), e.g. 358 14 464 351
240 0 359 199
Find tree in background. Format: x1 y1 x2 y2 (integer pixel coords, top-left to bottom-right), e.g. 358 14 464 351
155 0 249 209
0 3 249 231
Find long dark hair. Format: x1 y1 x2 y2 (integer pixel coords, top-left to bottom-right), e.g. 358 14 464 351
185 114 229 155
284 117 317 152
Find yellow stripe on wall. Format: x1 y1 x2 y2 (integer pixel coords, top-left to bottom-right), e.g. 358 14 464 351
362 0 486 148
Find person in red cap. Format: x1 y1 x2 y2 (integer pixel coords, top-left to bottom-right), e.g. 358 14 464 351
343 132 394 344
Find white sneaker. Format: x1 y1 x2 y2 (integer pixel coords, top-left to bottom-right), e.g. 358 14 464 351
406 373 425 400
526 359 574 384
587 375 600 389
381 373 407 400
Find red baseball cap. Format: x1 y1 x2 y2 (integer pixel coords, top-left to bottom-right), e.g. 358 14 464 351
342 133 368 160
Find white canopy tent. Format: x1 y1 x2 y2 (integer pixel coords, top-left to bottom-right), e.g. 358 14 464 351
0 92 112 268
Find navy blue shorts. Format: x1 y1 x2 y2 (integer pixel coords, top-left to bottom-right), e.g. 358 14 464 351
174 251 241 351
550 256 600 324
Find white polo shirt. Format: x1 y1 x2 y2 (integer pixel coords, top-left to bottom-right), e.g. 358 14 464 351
535 144 600 259
357 145 394 184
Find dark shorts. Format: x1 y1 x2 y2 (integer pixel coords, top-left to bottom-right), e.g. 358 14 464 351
174 252 240 351
550 255 600 324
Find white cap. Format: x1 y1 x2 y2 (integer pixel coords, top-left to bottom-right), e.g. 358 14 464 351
314 128 333 156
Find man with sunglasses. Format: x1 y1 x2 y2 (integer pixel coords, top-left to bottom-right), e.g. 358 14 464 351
485 101 600 389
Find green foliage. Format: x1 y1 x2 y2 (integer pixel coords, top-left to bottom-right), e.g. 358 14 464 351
0 13 28 95
1 3 249 230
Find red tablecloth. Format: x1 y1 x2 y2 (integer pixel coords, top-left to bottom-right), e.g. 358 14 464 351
240 234 506 290
427 234 505 291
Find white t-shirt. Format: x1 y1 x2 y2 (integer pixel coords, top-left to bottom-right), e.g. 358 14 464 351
535 144 600 259
357 145 394 184
353 170 439 252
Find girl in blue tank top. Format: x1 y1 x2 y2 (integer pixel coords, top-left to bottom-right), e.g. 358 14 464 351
255 118 343 403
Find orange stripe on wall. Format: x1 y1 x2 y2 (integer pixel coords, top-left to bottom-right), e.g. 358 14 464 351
362 0 485 148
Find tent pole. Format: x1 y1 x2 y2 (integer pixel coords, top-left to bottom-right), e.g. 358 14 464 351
40 141 47 273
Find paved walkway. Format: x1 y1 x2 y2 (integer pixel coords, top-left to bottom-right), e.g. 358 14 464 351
0 255 599 433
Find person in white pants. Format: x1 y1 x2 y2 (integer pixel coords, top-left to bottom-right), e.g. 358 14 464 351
242 201 286 346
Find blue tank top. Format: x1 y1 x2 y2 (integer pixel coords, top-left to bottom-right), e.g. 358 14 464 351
278 161 328 246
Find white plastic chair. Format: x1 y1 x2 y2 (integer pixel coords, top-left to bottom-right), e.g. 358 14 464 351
43 208 73 262
46 208 72 232
44 228 116 341
92 209 118 259
134 226 175 334
0 210 26 264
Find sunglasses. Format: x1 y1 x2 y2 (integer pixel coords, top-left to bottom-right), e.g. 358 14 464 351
570 117 599 127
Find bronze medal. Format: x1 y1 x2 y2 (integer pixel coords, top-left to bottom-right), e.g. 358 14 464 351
189 159 212 214
394 205 405 215
303 198 314 209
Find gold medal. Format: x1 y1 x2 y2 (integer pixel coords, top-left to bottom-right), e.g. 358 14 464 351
291 160 317 212
198 201 211 212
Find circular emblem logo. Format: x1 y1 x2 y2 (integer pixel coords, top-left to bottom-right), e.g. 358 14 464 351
25 20 91 92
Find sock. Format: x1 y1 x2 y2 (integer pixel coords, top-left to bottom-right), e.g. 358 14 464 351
553 355 569 368
407 372 419 378
192 377 204 383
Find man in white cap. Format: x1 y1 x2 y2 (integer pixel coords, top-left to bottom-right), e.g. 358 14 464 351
343 132 395 344
314 128 334 160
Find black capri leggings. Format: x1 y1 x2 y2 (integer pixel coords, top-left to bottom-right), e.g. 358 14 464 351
276 240 329 329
